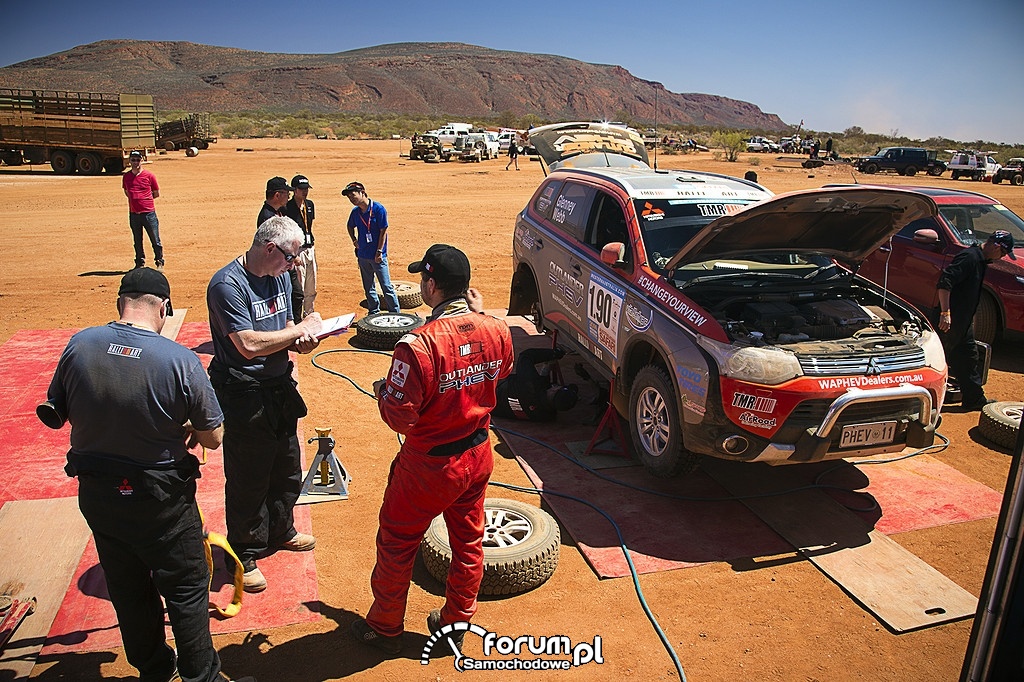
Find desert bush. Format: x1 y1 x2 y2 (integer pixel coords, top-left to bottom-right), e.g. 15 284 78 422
712 132 746 162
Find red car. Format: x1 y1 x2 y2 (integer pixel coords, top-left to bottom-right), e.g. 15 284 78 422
852 185 1024 344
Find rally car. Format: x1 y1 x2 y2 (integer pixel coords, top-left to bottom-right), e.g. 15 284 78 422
508 122 947 477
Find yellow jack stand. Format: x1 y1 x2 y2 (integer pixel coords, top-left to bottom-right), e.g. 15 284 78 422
300 427 351 500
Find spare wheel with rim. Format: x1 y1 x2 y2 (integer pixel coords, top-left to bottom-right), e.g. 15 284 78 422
354 312 424 350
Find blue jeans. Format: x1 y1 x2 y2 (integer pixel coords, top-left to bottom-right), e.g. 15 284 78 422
129 211 163 266
358 256 400 314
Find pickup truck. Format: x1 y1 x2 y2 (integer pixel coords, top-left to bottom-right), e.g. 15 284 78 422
990 158 1023 185
746 136 779 153
454 132 499 161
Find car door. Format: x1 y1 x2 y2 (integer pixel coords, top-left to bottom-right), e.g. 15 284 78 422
861 217 952 313
580 190 633 370
542 180 596 346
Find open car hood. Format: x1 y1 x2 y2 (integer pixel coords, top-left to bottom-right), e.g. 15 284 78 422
528 121 650 170
664 186 938 271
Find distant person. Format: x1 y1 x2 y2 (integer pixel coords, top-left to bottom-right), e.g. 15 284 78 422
936 231 1016 410
207 215 322 593
505 137 520 171
825 137 833 155
122 150 163 270
493 347 578 421
285 174 317 318
744 170 759 183
343 181 400 315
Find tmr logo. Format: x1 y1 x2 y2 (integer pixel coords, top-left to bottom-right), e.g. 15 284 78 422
731 392 777 414
421 623 603 672
107 343 142 359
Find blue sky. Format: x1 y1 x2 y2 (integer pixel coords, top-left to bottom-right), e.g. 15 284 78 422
3 0 1021 144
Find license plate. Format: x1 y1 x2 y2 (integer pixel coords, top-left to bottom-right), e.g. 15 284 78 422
840 421 897 448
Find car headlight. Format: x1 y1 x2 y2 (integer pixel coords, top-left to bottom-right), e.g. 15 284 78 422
919 329 947 373
698 337 803 385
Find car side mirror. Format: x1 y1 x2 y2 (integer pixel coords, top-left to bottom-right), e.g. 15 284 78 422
912 228 941 244
600 242 627 268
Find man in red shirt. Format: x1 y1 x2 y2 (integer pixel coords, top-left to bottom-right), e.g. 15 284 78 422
352 244 514 655
122 150 164 270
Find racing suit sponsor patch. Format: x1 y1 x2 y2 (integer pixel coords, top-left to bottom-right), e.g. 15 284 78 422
107 343 142 359
459 341 484 357
390 359 410 388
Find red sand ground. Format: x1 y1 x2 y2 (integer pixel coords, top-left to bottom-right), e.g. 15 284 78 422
1 140 1022 681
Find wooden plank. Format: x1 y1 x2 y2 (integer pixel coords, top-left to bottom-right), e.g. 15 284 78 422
703 459 978 632
160 308 187 341
0 498 91 679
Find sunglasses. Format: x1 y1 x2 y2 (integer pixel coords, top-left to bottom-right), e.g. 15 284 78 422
272 243 299 262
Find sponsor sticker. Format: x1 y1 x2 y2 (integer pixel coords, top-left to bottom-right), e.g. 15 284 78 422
390 359 410 388
731 392 777 414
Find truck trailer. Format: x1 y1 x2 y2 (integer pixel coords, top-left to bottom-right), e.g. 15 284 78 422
0 89 156 174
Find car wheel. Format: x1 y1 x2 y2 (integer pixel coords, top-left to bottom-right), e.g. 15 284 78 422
354 312 424 350
992 175 1002 184
49 150 74 174
928 166 944 177
629 365 698 477
420 498 560 596
380 280 423 309
903 165 917 177
978 402 1022 450
951 170 961 180
973 293 999 345
74 152 103 175
863 162 878 174
1012 173 1024 186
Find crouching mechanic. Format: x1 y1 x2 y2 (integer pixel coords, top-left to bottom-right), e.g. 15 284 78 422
352 244 514 654
42 268 254 682
493 346 578 421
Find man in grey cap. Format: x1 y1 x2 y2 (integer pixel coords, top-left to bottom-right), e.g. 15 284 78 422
285 174 317 317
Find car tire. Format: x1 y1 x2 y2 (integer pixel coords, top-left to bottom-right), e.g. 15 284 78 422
863 162 878 174
380 280 423 309
973 293 999 346
992 175 1002 184
1012 173 1024 186
629 365 699 478
978 402 1023 451
951 170 961 180
50 150 74 174
420 498 560 596
903 165 917 177
354 312 424 350
928 166 944 177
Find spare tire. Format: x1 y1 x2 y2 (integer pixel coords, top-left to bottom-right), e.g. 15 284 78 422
978 402 1023 451
421 498 560 596
380 280 423 309
354 311 423 350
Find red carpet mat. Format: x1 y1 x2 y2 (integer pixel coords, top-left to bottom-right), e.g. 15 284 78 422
0 324 319 654
494 315 1003 580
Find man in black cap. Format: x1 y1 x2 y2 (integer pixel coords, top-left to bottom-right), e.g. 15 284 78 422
41 269 255 682
285 175 317 318
937 230 1016 410
122 150 164 270
343 181 400 315
352 244 513 655
258 176 293 227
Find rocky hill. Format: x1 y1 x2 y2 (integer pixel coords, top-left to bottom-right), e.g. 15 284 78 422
0 40 787 130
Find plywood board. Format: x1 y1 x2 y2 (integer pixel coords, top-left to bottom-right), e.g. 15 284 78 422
703 459 978 632
0 497 90 679
160 308 187 341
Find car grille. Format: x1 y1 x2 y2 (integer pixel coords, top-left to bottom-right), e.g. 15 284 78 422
774 397 922 445
797 347 926 376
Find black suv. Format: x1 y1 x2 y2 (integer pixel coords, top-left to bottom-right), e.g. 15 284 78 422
855 147 946 177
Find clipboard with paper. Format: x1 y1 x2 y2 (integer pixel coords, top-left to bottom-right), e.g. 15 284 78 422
316 313 355 339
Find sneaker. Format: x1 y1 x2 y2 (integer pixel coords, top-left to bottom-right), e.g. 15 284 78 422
350 618 402 655
155 260 165 271
280 532 316 552
427 609 465 654
242 559 267 593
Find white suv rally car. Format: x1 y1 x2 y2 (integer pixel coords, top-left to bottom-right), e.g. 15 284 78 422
508 122 948 477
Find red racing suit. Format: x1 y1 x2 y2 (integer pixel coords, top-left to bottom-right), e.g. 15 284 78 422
366 298 514 636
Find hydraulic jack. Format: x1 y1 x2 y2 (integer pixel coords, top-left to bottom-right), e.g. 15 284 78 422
300 427 352 500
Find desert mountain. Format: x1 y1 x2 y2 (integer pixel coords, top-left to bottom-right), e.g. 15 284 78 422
0 40 787 130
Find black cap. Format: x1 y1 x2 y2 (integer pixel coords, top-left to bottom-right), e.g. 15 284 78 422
291 174 312 189
129 150 143 158
408 244 471 292
552 385 579 412
989 230 1017 259
118 268 173 314
267 176 293 193
342 181 366 196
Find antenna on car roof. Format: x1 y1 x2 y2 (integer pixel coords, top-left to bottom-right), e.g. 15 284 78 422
653 85 659 171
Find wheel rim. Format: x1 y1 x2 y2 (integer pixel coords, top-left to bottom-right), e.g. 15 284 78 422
635 386 671 457
999 404 1023 424
366 313 413 329
482 507 533 549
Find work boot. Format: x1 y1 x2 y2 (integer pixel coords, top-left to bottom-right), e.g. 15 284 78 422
155 259 165 271
350 618 402 655
427 609 465 654
280 532 316 551
241 558 267 593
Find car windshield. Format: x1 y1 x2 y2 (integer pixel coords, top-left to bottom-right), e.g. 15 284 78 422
939 203 1024 245
634 199 751 273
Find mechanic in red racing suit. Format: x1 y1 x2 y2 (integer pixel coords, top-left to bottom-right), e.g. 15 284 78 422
352 244 514 655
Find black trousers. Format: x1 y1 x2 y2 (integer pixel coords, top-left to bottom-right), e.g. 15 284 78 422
78 472 220 682
216 380 303 564
942 318 985 405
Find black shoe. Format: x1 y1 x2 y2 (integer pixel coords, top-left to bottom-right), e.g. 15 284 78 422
426 609 464 654
963 398 995 411
350 618 402 655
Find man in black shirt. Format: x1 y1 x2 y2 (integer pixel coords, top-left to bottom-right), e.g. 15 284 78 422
937 230 1016 410
285 174 317 318
493 347 578 421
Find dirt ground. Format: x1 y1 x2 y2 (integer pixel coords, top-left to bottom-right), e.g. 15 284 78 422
2 140 1022 681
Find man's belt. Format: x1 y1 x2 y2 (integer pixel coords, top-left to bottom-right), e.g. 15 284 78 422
427 428 488 457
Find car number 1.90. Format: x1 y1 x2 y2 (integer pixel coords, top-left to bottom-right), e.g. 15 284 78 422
587 272 625 358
